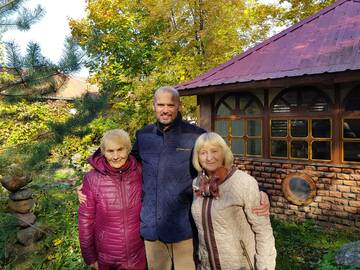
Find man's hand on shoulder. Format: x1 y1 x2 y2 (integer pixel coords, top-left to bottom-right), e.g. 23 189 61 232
76 183 87 204
90 261 99 270
252 191 270 216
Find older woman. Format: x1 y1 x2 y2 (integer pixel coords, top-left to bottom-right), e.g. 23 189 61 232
191 132 276 270
78 129 146 270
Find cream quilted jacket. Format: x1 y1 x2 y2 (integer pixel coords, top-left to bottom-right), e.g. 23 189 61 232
191 169 276 270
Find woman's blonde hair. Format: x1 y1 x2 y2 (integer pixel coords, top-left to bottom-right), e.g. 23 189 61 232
192 132 234 172
100 129 131 154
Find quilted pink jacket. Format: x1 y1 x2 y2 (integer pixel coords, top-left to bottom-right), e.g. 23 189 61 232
78 150 146 269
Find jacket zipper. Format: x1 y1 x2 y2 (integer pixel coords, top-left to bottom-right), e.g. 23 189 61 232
202 197 221 270
120 174 129 268
240 240 254 270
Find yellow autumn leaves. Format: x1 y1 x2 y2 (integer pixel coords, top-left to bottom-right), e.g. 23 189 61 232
47 238 64 261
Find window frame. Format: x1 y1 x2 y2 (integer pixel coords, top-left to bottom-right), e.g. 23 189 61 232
270 86 333 162
341 118 360 163
270 118 332 161
342 86 360 164
282 173 317 206
214 92 263 157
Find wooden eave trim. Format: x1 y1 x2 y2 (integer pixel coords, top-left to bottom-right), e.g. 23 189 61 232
178 70 360 96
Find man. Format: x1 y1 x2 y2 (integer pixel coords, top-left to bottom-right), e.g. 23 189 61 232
78 86 270 270
131 86 205 270
132 86 269 270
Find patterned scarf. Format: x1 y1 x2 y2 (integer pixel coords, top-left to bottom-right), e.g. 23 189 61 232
194 166 236 198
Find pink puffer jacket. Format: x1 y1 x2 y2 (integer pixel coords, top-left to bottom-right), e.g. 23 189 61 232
78 150 146 269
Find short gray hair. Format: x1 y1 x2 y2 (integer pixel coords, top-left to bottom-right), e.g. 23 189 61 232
192 132 234 172
100 129 131 154
153 86 180 105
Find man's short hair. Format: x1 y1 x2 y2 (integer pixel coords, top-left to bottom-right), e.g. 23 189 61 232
153 86 180 105
192 132 234 172
100 129 132 154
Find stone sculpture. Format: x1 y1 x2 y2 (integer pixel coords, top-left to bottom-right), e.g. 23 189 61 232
1 166 44 246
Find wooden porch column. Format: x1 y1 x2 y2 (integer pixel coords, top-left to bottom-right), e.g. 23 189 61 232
263 89 270 159
197 95 212 131
332 84 341 164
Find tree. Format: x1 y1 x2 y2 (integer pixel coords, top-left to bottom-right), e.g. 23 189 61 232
0 0 44 31
2 37 83 98
0 0 44 83
278 0 337 24
0 1 106 173
0 0 84 98
1 0 335 172
70 0 281 134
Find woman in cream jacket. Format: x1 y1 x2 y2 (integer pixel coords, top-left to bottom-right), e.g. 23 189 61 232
191 132 276 270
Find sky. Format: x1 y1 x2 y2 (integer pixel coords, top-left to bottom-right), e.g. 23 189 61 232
2 0 88 76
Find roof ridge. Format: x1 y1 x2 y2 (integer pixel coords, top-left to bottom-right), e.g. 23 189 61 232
178 0 350 88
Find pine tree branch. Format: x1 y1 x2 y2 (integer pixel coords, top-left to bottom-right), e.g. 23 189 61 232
0 1 44 31
0 70 63 93
0 0 21 16
0 23 18 26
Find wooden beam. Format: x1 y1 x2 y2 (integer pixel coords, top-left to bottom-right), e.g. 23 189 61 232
178 70 360 96
198 95 212 131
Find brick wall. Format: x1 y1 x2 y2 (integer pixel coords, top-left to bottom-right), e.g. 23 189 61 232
234 157 360 228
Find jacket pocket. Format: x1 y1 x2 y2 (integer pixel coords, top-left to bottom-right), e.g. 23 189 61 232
174 147 192 164
176 147 192 151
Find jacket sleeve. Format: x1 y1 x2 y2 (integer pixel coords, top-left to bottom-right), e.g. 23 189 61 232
238 174 277 270
78 174 97 265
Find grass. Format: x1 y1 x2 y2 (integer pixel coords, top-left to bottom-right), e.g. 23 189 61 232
273 218 359 270
1 170 359 269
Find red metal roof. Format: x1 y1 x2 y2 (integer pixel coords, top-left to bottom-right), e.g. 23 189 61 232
176 0 360 91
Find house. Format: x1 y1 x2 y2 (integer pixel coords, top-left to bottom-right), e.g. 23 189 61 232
48 75 99 100
176 0 360 228
0 68 98 101
53 75 98 99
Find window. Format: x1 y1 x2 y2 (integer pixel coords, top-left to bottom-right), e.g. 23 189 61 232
343 87 360 163
271 87 332 161
271 87 330 113
270 119 332 160
214 93 263 157
282 173 316 206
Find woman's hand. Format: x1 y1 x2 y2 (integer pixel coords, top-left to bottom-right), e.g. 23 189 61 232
252 191 270 216
90 261 99 270
76 183 87 204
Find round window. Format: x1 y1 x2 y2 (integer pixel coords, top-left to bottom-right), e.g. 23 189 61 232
282 173 316 205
